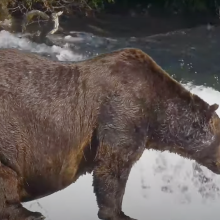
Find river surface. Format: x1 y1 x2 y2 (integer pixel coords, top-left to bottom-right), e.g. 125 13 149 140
0 22 220 220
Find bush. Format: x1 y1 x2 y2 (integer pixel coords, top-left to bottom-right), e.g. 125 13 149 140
1 0 220 17
5 0 114 16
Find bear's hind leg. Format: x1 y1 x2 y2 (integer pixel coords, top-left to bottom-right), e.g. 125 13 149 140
0 162 45 220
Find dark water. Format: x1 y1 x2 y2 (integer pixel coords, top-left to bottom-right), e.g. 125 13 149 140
0 22 220 220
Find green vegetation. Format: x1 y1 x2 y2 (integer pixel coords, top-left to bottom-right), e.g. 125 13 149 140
0 0 220 19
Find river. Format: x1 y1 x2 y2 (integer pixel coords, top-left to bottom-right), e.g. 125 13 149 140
0 21 220 220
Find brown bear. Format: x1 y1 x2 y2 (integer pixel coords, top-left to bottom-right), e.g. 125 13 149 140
0 48 219 220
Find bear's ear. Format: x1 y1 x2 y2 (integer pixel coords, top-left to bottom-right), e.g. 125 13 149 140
206 104 219 121
210 104 219 112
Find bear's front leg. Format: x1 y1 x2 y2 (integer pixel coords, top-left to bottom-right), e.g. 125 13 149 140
93 142 144 220
93 98 148 220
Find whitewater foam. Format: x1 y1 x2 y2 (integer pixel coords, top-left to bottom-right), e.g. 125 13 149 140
0 30 84 62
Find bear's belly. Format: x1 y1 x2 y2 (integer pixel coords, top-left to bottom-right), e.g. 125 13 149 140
19 148 89 202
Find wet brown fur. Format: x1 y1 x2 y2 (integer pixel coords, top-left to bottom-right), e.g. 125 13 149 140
0 48 220 220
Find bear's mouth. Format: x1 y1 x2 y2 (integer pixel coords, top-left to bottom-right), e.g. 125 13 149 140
193 134 220 175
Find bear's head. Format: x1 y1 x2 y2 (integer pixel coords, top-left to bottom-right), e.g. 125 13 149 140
191 101 220 174
150 92 220 174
